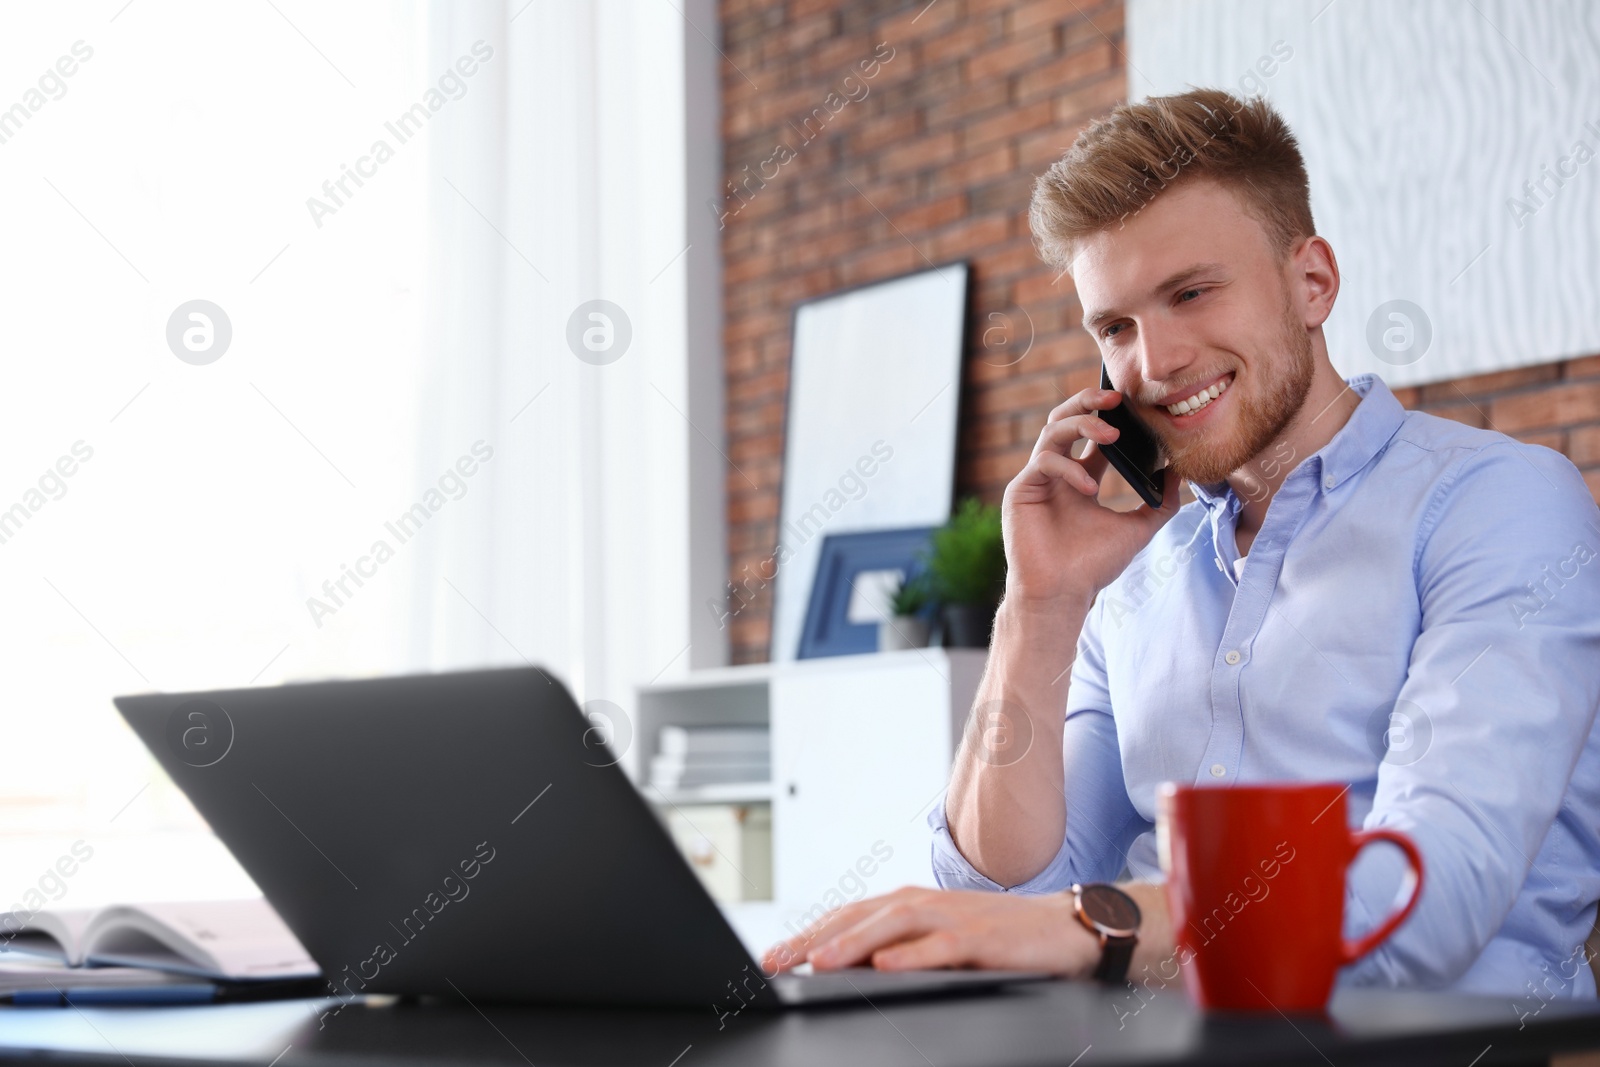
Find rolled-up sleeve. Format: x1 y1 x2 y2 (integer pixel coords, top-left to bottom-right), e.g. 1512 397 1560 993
930 592 1146 893
1343 442 1600 987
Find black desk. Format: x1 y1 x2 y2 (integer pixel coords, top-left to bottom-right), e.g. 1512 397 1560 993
4 983 1599 1067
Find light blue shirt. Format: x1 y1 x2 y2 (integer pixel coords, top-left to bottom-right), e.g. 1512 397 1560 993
930 373 1600 999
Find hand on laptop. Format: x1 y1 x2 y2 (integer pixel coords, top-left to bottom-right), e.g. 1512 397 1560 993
760 886 1100 977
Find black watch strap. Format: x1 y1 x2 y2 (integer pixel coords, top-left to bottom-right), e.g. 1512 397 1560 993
1093 935 1135 984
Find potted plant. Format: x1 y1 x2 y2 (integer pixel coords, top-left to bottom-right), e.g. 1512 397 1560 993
925 497 1006 648
879 570 933 652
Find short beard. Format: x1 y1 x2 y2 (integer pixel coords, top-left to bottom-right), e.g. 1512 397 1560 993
1157 305 1315 486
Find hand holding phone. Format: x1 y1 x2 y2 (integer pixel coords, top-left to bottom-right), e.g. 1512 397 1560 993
1096 362 1167 509
1000 370 1178 607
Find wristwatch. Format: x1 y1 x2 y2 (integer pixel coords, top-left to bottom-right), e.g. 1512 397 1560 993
1071 882 1141 984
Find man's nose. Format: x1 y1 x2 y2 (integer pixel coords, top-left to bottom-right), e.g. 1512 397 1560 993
1135 320 1200 398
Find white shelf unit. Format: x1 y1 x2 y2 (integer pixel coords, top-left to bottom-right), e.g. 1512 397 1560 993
636 647 988 954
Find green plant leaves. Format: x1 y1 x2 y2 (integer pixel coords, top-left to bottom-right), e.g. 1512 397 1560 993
924 497 1006 607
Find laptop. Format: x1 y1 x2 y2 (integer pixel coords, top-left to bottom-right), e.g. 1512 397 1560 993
115 665 1050 1008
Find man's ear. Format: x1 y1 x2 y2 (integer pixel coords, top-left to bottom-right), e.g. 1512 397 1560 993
1290 235 1339 329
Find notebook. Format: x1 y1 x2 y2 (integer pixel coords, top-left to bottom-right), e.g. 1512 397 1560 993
0 897 318 982
0 957 206 998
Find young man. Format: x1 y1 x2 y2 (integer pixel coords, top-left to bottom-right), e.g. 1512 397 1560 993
762 89 1600 998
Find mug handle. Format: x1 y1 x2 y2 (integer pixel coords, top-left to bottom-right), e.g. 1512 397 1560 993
1340 828 1426 964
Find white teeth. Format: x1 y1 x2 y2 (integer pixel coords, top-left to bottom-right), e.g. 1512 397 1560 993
1166 376 1230 416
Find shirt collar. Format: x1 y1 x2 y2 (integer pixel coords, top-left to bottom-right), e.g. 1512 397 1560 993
1187 374 1406 510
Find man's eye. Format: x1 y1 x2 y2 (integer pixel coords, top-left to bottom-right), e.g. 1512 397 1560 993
1178 288 1205 302
1103 323 1127 339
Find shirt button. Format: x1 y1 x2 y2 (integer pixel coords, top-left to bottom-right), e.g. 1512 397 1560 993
1224 650 1242 665
1210 763 1227 778
1324 475 1335 489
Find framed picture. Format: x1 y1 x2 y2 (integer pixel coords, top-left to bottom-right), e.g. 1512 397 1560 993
797 527 935 660
770 262 970 661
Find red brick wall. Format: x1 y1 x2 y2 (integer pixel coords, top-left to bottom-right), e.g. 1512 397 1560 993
716 0 1600 665
1389 361 1600 503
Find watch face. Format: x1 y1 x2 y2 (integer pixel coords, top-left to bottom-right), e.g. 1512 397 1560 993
1079 884 1141 938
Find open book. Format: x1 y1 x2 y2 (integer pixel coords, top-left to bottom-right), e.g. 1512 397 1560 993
0 898 319 982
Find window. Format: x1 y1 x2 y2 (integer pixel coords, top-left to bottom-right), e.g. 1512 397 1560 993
0 1 434 904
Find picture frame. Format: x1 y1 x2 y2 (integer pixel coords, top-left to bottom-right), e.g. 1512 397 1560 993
797 527 936 660
770 262 970 661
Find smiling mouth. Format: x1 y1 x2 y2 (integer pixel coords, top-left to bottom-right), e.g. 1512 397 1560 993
1162 373 1234 418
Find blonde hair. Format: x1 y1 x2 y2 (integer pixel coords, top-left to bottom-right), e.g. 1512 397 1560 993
1029 89 1314 272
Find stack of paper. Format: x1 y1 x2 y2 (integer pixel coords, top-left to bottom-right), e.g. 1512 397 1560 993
648 725 770 791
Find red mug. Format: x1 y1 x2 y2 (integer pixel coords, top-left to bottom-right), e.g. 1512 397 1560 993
1156 782 1424 1013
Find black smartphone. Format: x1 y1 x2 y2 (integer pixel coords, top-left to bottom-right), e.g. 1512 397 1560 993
1097 362 1167 509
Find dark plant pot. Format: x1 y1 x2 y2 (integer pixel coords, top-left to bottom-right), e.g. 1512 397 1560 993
941 602 997 648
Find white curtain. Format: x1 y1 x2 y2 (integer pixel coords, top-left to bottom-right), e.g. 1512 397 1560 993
405 0 727 767
0 0 723 902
